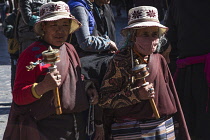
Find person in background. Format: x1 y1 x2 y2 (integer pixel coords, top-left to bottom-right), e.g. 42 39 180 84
3 1 98 139
0 0 6 23
165 0 210 139
98 6 190 140
3 7 19 90
92 0 115 44
17 0 51 54
67 0 118 57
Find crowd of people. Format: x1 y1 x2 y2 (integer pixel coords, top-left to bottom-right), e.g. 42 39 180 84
1 0 210 140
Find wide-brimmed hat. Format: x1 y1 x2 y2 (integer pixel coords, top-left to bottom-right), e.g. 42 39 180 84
34 1 81 36
121 6 168 36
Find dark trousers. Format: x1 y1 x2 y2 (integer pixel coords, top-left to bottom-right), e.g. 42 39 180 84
0 3 6 23
10 54 18 90
175 63 210 139
37 112 87 140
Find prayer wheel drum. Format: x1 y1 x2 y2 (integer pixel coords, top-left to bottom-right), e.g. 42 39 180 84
42 47 60 64
132 63 150 80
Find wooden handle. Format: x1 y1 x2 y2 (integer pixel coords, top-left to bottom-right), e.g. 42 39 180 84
54 87 62 115
49 64 62 115
149 99 160 119
142 78 160 119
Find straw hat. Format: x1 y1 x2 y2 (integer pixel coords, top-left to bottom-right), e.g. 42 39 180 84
34 1 81 36
121 6 168 36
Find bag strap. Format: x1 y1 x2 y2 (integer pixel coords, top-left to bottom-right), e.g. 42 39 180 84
14 10 21 43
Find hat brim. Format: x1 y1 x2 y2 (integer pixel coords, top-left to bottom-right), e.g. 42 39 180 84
34 15 81 36
121 21 168 36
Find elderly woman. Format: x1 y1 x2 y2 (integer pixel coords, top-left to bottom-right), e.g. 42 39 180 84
3 1 97 140
98 6 190 140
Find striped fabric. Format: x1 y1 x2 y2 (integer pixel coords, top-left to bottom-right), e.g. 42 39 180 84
111 117 175 140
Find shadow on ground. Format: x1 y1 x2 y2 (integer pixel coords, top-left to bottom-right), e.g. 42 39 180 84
0 103 11 115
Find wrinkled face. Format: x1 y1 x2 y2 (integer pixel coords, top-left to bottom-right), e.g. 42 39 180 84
134 27 160 55
42 19 70 46
95 0 110 5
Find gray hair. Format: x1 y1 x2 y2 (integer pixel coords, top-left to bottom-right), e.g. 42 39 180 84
156 34 167 53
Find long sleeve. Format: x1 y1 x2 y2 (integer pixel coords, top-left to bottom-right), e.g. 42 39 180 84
71 6 111 52
3 13 15 38
12 42 49 105
19 0 40 26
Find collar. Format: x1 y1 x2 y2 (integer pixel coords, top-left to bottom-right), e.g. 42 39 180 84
39 39 62 49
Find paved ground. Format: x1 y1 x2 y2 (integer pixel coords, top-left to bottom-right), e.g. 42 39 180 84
0 22 12 140
0 7 127 139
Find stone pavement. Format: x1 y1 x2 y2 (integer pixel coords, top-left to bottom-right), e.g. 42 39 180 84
0 7 127 140
0 23 12 140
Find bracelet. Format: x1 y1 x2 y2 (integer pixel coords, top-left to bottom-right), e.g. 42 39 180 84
95 124 103 128
31 83 42 99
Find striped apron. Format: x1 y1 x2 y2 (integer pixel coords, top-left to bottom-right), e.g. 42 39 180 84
111 117 175 140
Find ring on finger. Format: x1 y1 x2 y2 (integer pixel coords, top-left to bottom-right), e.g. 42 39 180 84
148 88 154 93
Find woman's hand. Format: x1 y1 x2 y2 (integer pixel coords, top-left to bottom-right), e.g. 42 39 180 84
109 40 118 53
87 88 99 105
94 125 105 140
137 83 155 100
35 69 61 96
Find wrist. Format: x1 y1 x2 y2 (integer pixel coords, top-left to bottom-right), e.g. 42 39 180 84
34 81 49 96
31 83 42 99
